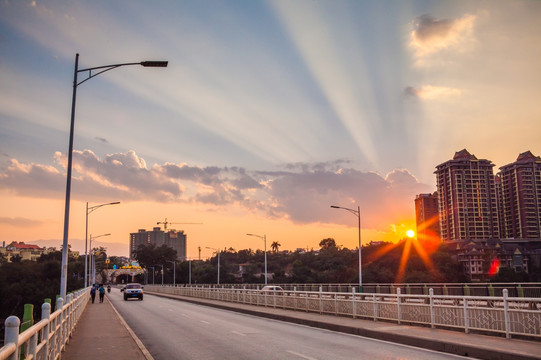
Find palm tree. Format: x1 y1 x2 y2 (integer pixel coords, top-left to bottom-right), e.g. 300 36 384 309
271 241 281 253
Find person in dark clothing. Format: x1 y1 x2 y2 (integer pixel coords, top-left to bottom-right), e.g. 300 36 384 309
99 284 105 303
90 285 97 304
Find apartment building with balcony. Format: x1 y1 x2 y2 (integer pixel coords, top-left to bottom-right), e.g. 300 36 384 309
435 149 500 242
497 151 541 239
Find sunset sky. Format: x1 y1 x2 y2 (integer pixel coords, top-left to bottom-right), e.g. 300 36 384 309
1 0 540 258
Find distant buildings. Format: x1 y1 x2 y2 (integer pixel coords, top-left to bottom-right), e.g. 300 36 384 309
498 151 541 239
434 149 500 241
414 192 440 241
415 149 541 280
0 241 79 262
129 227 187 261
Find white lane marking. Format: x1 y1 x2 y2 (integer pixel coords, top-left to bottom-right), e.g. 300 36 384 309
231 331 247 337
286 350 318 360
200 320 210 324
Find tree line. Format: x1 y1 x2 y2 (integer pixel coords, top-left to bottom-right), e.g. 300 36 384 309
134 237 539 286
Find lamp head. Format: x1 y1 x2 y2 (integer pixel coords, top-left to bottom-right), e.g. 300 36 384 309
140 61 168 67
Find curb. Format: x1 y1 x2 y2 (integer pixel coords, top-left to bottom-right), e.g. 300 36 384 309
106 297 154 360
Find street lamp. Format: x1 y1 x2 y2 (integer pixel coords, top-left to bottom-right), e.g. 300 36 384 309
152 264 164 285
331 205 362 290
60 54 168 300
85 201 120 287
167 260 176 286
246 233 267 285
206 247 220 285
89 233 110 285
148 266 155 285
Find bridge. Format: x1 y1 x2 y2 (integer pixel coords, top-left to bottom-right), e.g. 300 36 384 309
2 284 541 360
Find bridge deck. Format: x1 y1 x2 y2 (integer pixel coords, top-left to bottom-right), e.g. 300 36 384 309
62 291 541 360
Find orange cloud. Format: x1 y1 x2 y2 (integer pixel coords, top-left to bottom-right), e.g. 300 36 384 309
404 85 462 100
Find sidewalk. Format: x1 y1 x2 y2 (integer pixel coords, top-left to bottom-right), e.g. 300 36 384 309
62 294 151 360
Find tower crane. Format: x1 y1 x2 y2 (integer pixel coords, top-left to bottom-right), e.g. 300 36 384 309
157 218 202 231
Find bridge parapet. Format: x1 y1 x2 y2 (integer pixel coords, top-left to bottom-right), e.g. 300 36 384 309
145 285 541 339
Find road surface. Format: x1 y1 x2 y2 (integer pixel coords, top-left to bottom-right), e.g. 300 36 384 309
108 289 475 360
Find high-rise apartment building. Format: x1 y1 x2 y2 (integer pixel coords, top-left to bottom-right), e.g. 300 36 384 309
414 192 440 240
130 227 187 260
498 151 541 239
435 149 500 241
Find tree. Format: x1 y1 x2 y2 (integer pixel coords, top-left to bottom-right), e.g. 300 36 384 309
271 241 281 253
134 243 177 269
319 238 338 251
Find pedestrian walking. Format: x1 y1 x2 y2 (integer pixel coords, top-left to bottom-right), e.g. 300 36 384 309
99 284 105 303
90 284 97 304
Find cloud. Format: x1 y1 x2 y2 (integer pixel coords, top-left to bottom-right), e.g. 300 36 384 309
0 151 431 230
263 164 429 230
409 13 476 60
0 159 64 197
404 85 462 100
0 216 43 228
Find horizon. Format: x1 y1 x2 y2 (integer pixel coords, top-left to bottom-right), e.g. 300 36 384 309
1 1 540 259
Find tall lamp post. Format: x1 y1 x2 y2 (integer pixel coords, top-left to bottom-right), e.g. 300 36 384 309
60 54 168 300
85 201 120 287
89 233 110 285
167 260 176 286
206 247 220 285
331 205 362 290
246 233 267 285
148 266 155 285
152 264 163 286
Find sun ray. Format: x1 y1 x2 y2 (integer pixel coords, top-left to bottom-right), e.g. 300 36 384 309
395 237 412 283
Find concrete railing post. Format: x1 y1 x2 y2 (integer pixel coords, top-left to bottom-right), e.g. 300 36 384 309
429 288 435 328
42 302 51 359
56 297 64 356
463 296 469 334
319 287 323 314
503 289 510 339
352 287 356 319
4 316 20 360
373 294 377 321
66 293 73 338
397 288 402 324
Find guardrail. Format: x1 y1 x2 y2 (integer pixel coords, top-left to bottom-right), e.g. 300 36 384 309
0 289 89 360
146 285 541 339
180 282 541 298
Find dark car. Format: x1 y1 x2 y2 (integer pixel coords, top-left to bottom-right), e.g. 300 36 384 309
121 283 143 301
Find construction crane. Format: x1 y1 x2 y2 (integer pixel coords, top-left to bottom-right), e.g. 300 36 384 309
157 218 202 231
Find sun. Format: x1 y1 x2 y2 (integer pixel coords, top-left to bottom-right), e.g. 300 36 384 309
406 229 415 238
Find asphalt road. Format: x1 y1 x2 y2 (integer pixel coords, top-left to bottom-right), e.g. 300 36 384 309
108 289 476 360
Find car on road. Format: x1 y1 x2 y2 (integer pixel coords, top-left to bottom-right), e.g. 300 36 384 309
261 285 284 293
121 283 144 301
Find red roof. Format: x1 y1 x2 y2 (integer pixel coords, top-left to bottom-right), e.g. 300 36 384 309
8 242 42 250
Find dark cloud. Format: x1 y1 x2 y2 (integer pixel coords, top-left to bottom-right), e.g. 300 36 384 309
413 14 454 43
94 137 108 143
404 86 420 98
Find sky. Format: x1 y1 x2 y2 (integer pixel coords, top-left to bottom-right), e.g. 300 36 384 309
1 0 540 258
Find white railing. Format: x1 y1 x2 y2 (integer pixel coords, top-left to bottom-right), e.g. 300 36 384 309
145 285 541 339
0 288 89 360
